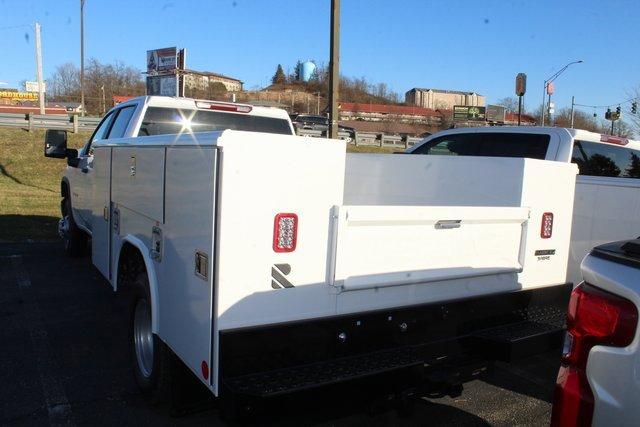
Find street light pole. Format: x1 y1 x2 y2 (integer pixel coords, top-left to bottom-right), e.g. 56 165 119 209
540 60 583 126
80 0 85 116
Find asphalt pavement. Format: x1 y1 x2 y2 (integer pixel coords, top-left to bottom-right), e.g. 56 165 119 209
0 242 561 426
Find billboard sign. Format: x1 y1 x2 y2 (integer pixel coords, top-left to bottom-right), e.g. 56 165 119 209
25 81 46 93
0 91 38 101
147 47 177 74
146 74 178 97
486 105 506 122
453 105 486 121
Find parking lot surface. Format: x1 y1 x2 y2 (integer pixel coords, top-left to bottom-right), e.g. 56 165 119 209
1 242 560 426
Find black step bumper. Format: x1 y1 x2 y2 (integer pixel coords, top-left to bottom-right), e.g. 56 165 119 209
219 283 571 398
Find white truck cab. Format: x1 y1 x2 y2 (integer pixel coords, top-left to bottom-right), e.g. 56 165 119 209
408 126 640 286
56 96 294 248
44 111 579 415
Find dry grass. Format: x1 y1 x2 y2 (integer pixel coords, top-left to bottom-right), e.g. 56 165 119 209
346 144 404 154
0 128 89 241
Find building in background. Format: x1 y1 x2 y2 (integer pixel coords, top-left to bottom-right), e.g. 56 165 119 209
405 88 485 109
183 69 243 93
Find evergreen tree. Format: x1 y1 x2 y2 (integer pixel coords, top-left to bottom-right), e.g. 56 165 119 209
272 64 286 85
294 60 302 81
626 153 640 178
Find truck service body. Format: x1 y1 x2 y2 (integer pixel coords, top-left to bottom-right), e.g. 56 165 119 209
408 126 640 287
46 97 577 408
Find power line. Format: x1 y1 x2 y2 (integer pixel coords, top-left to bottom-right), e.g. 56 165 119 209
0 24 31 31
574 96 637 109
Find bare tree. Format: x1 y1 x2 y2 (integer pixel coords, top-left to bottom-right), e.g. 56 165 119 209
48 62 80 97
496 97 521 113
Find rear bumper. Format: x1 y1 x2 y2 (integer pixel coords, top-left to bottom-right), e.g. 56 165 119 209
219 283 571 398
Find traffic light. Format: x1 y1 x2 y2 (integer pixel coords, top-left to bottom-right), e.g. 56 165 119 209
616 106 621 115
632 101 637 115
605 108 611 120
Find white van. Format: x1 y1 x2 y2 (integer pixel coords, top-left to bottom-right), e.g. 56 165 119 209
407 126 640 285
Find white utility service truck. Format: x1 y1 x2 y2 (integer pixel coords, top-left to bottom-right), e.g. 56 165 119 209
45 96 577 413
408 127 640 286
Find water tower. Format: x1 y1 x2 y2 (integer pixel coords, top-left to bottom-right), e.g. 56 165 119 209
298 61 316 82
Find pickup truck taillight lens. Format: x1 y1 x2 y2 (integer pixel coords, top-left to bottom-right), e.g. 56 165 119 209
273 213 298 253
541 212 553 238
551 283 638 427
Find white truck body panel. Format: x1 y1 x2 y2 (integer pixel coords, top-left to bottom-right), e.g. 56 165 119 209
65 115 577 397
331 205 529 291
408 126 640 286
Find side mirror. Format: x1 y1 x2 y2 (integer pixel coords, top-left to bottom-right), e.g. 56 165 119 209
66 149 79 168
44 129 68 158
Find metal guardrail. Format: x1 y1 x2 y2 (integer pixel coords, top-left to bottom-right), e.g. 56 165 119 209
0 112 426 148
298 128 424 149
0 113 100 132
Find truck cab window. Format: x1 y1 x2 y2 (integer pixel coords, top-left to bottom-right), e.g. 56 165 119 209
412 134 481 156
572 140 640 178
139 107 293 136
83 110 116 155
413 132 549 159
107 106 136 139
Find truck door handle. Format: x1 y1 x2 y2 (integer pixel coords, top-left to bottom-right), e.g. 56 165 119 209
435 220 461 229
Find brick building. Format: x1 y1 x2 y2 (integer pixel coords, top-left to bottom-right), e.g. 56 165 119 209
182 69 243 92
405 88 485 110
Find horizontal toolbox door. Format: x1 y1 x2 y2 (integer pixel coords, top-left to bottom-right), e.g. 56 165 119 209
330 205 529 291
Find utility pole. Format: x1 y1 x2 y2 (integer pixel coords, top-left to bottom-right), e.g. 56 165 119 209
80 0 85 116
570 96 575 128
34 22 45 115
328 0 340 139
100 84 105 114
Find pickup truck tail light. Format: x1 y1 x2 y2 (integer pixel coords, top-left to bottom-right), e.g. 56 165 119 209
273 213 298 252
541 212 553 238
551 283 638 427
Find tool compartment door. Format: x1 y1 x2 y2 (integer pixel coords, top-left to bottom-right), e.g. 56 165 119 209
158 146 217 386
331 205 529 291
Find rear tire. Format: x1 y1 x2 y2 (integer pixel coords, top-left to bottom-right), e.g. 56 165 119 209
130 270 171 403
60 197 87 257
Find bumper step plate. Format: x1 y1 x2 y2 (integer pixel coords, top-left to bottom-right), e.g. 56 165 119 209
224 346 423 397
470 305 566 361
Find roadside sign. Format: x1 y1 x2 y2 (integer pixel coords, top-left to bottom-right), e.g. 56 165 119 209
147 47 178 74
515 73 526 96
146 75 178 97
546 82 554 95
25 81 46 93
0 90 38 101
453 105 486 121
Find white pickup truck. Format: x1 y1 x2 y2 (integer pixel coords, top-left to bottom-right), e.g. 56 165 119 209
45 96 577 414
408 127 640 286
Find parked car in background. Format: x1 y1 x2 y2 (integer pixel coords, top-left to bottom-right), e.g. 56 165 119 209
408 126 640 286
293 114 356 141
551 238 640 427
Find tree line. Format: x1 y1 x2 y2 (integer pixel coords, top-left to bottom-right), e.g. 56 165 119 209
270 62 401 105
47 59 145 115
